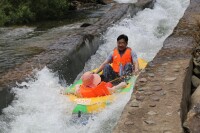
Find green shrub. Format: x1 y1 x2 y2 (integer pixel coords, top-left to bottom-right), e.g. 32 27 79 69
0 0 69 26
0 9 8 26
9 4 35 24
32 0 69 19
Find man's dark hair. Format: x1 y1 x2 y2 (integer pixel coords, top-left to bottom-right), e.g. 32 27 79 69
117 34 128 43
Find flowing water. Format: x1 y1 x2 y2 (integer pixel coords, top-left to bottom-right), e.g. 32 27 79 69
0 0 190 133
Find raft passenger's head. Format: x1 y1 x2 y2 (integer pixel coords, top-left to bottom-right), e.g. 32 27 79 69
117 34 128 51
81 72 101 88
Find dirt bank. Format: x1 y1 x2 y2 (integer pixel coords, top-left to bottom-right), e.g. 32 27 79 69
113 0 200 132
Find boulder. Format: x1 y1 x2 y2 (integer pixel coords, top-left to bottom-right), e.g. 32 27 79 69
193 67 200 75
183 103 200 133
192 75 200 88
190 86 200 109
183 86 200 132
192 46 200 67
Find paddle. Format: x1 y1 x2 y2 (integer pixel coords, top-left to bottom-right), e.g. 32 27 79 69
109 75 130 84
109 70 141 84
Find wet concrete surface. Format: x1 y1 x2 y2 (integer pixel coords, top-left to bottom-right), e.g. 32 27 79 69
113 0 200 132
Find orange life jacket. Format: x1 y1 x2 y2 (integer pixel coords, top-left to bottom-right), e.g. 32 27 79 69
79 82 110 98
112 47 132 73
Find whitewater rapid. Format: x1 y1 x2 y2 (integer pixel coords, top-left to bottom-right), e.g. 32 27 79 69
0 0 190 133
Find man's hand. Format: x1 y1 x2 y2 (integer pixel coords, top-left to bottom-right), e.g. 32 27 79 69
133 60 139 75
92 70 98 74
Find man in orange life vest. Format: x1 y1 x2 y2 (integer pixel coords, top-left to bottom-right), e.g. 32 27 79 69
94 34 139 82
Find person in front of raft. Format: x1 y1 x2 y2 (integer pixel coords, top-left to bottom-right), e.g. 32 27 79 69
94 34 139 82
75 71 127 98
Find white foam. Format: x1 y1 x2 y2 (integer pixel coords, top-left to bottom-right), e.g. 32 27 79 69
0 67 74 133
2 27 35 39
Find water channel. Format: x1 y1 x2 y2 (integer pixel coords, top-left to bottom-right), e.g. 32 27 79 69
0 0 189 132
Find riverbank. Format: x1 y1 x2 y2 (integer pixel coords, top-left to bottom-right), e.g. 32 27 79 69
113 0 200 132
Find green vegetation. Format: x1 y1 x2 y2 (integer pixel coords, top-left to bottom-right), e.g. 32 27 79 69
0 0 69 26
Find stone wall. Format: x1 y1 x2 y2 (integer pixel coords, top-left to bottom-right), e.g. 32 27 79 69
113 0 200 132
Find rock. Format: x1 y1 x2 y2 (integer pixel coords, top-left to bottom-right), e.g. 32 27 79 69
193 46 200 57
151 96 160 101
192 75 200 88
173 69 179 72
139 78 147 82
144 120 155 125
147 111 157 115
148 73 155 77
163 131 172 133
151 79 159 82
138 87 150 91
175 73 179 76
137 88 144 91
141 69 146 73
124 121 134 125
158 69 164 72
165 77 177 81
162 63 168 66
184 79 200 132
162 127 171 131
191 86 200 109
194 56 200 67
193 67 200 75
183 104 200 133
130 101 140 107
128 111 135 115
149 103 156 107
174 65 181 69
166 112 172 116
136 96 145 101
148 62 155 67
135 83 139 88
160 91 167 96
152 86 162 91
170 90 177 93
144 91 153 96
80 23 92 27
167 82 173 85
183 31 187 35
167 106 172 109
178 111 180 116
135 91 143 95
131 95 136 99
193 104 200 114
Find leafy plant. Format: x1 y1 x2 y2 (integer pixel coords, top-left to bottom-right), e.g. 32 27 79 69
0 0 70 26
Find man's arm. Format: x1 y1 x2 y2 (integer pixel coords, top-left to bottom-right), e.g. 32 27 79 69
94 59 110 74
131 50 139 74
133 60 139 74
94 52 113 74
